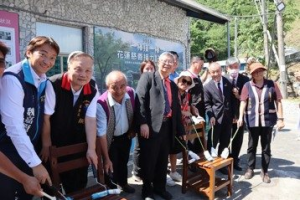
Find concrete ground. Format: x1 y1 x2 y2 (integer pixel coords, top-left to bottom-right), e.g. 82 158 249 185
119 100 300 200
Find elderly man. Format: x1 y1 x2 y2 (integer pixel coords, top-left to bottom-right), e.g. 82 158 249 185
225 57 249 171
41 51 99 193
135 52 185 200
204 62 235 174
97 70 135 193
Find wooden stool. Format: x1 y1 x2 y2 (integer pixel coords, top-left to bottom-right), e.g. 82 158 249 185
183 156 233 200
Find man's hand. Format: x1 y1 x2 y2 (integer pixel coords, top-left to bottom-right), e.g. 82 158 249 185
103 158 113 174
39 145 50 163
86 149 98 168
140 124 149 139
276 119 285 131
232 88 240 99
32 164 52 185
21 175 43 197
237 118 243 128
210 117 216 126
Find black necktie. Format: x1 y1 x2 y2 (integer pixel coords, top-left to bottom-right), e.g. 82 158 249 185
217 82 223 97
232 78 236 87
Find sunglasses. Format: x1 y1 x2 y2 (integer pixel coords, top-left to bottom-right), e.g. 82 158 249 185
181 79 192 86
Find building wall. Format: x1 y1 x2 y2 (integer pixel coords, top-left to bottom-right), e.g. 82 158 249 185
0 0 189 62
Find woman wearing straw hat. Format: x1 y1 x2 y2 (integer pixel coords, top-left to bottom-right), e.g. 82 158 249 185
237 62 284 183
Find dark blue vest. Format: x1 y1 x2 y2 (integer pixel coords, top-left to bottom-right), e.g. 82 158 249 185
244 80 277 127
0 62 46 150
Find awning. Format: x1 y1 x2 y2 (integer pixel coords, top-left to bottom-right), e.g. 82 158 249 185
160 0 230 24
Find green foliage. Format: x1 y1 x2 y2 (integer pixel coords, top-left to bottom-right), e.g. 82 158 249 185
191 0 299 60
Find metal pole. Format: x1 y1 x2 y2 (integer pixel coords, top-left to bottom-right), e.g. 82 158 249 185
262 0 269 66
227 22 230 58
276 9 287 98
234 17 238 57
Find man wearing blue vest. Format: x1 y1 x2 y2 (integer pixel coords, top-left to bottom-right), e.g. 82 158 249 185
97 70 136 194
41 51 99 193
0 36 60 199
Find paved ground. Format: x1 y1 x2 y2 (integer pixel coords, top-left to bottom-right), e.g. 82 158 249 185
119 99 300 200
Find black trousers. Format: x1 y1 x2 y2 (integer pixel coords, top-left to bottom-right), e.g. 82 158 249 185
207 119 232 156
230 123 245 163
0 144 33 200
106 134 131 187
247 126 273 173
139 119 171 196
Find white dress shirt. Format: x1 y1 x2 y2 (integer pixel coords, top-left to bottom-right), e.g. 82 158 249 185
96 92 132 137
0 65 47 167
44 81 99 117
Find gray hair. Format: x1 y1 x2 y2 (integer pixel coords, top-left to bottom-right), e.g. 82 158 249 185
105 70 128 87
67 51 94 64
158 52 174 61
226 57 240 67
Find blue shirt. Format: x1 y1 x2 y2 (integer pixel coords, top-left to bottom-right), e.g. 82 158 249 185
169 71 179 82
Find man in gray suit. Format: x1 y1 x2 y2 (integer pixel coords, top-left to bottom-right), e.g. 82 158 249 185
135 52 185 200
204 62 235 173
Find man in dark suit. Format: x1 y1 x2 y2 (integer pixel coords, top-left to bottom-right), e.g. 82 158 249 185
225 57 250 171
187 56 206 118
135 52 185 200
204 62 235 168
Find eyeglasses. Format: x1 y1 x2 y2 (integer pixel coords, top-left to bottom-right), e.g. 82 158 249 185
0 58 5 68
160 60 174 65
181 79 192 86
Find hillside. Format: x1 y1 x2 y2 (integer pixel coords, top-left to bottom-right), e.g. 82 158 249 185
285 0 300 50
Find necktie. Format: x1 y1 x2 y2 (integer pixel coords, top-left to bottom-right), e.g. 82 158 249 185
217 82 223 98
163 79 171 116
232 78 236 87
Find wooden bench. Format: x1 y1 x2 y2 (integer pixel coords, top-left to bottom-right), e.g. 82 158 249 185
49 138 125 200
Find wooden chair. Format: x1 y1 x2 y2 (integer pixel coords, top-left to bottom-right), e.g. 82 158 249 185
181 121 233 200
49 137 125 200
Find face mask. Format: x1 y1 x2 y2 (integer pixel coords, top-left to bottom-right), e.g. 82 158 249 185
228 69 239 78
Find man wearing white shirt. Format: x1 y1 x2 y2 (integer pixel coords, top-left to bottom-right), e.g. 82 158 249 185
0 36 60 199
41 51 99 193
97 70 136 194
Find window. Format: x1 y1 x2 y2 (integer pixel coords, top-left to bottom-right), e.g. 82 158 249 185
36 22 83 75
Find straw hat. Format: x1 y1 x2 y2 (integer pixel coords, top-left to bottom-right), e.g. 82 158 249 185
174 71 195 90
249 62 267 74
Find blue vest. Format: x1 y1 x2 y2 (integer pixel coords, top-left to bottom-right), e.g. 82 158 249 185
0 61 46 149
244 80 277 127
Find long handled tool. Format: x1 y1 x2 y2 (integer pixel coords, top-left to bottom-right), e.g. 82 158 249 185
44 184 73 200
210 126 219 158
221 127 240 159
189 119 214 161
42 191 57 200
90 164 121 199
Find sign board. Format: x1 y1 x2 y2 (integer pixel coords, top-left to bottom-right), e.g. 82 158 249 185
93 26 186 91
0 10 20 66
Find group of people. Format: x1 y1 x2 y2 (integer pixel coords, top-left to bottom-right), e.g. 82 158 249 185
0 36 285 200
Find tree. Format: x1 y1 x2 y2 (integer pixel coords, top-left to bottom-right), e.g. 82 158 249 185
191 0 299 61
94 29 130 92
